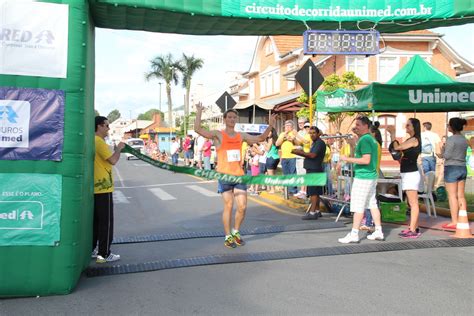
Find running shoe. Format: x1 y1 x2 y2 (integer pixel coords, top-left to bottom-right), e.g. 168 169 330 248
232 231 245 246
338 233 360 244
224 236 237 248
91 248 98 259
367 230 384 241
96 253 120 263
399 230 421 239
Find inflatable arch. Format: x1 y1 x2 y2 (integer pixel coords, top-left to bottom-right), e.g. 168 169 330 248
0 0 472 297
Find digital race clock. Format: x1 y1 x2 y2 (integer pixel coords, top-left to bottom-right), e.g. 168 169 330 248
303 30 380 55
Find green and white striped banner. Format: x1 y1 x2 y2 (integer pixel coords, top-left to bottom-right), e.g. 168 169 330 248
123 145 326 186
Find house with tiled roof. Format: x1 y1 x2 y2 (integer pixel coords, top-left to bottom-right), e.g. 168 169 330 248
232 30 474 147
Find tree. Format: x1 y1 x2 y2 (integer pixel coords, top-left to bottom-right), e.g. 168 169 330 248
297 71 363 132
145 53 181 129
94 109 100 117
180 53 204 132
137 109 164 121
107 109 121 123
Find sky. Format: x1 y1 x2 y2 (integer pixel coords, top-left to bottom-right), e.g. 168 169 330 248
94 24 474 119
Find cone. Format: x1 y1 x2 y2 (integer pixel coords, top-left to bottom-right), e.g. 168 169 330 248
451 210 473 238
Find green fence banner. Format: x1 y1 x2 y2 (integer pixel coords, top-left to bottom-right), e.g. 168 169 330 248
123 145 326 186
0 173 62 246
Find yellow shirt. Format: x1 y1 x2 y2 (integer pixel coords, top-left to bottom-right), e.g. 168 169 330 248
94 136 114 194
278 131 296 159
340 143 351 157
323 145 331 163
303 134 311 153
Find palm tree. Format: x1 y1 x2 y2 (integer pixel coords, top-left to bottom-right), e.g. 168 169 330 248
145 54 181 128
180 53 204 121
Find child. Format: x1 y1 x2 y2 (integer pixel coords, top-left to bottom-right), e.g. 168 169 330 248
249 148 260 195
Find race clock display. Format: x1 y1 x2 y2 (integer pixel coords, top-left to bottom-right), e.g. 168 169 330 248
303 30 380 55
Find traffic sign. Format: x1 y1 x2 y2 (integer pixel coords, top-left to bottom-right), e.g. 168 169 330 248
215 91 237 113
295 59 324 96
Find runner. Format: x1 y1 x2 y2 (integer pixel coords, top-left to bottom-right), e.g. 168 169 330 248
194 102 276 248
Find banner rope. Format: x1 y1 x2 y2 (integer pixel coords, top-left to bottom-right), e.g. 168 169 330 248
123 145 327 186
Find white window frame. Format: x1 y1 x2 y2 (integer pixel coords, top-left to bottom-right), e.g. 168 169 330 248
260 68 280 97
345 56 369 82
377 56 400 82
265 42 273 55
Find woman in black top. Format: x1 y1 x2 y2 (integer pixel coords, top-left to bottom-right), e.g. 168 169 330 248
387 118 422 239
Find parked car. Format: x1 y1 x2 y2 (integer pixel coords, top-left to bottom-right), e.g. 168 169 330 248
125 138 145 160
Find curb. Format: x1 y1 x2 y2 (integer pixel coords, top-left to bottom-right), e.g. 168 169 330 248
259 191 473 221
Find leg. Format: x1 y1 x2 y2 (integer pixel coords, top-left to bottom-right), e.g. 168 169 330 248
405 190 419 231
309 194 320 212
352 212 365 230
445 182 459 225
95 192 114 257
457 180 467 213
221 191 234 236
267 169 275 193
233 189 247 231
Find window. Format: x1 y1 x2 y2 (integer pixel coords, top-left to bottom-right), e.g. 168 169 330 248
378 115 396 149
260 69 280 97
378 57 398 82
161 137 165 141
346 56 368 82
265 42 273 55
287 62 296 90
249 79 255 100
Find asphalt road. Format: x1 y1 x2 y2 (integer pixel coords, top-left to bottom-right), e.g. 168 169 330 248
1 155 473 315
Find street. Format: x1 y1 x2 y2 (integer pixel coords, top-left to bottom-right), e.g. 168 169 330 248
1 155 473 315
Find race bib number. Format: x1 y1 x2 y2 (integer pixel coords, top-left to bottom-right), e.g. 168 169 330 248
226 149 240 162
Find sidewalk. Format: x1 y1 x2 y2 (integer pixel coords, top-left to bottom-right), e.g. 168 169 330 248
258 191 474 230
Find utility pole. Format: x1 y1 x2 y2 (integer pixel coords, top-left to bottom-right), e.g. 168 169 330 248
158 82 162 113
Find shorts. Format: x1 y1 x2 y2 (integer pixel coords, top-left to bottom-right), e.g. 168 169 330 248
251 165 260 176
444 165 467 183
259 162 266 174
265 157 280 170
296 158 306 175
306 169 324 196
184 150 193 159
217 180 247 193
350 178 378 214
401 171 421 191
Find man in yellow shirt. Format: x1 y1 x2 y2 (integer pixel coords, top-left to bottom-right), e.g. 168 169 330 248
93 116 125 263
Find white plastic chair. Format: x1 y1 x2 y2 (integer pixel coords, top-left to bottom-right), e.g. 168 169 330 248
419 171 437 217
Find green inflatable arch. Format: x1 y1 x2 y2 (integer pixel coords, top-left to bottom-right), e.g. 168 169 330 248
0 0 472 297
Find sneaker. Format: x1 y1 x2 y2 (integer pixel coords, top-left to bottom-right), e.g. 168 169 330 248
96 253 120 263
232 231 245 246
293 191 306 199
399 227 420 236
399 230 421 239
367 230 384 241
301 212 320 220
224 236 237 249
338 233 360 244
91 248 98 259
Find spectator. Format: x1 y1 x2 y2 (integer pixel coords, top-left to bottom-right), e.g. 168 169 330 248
276 120 306 195
387 118 422 239
249 147 260 195
292 126 326 220
338 116 384 243
435 136 447 188
321 134 334 196
202 137 212 170
93 116 125 263
265 129 280 194
195 134 205 169
183 134 192 166
170 137 180 165
441 118 469 230
294 118 311 198
420 122 441 174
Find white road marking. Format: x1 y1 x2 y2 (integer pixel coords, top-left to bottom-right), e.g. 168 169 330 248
113 190 129 204
114 166 125 188
149 188 176 200
133 163 151 167
186 185 220 197
116 180 215 189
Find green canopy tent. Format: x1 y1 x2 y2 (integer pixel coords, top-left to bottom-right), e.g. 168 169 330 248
316 55 474 113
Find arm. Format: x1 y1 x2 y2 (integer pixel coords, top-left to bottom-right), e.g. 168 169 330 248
275 132 286 147
291 149 318 159
242 114 277 145
341 153 371 165
194 102 219 140
107 141 125 165
387 126 418 150
293 131 309 146
441 138 455 160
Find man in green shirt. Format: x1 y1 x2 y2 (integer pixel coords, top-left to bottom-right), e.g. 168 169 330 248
338 116 384 243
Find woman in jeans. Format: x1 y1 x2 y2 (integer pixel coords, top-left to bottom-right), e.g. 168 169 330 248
441 118 469 229
387 118 422 238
